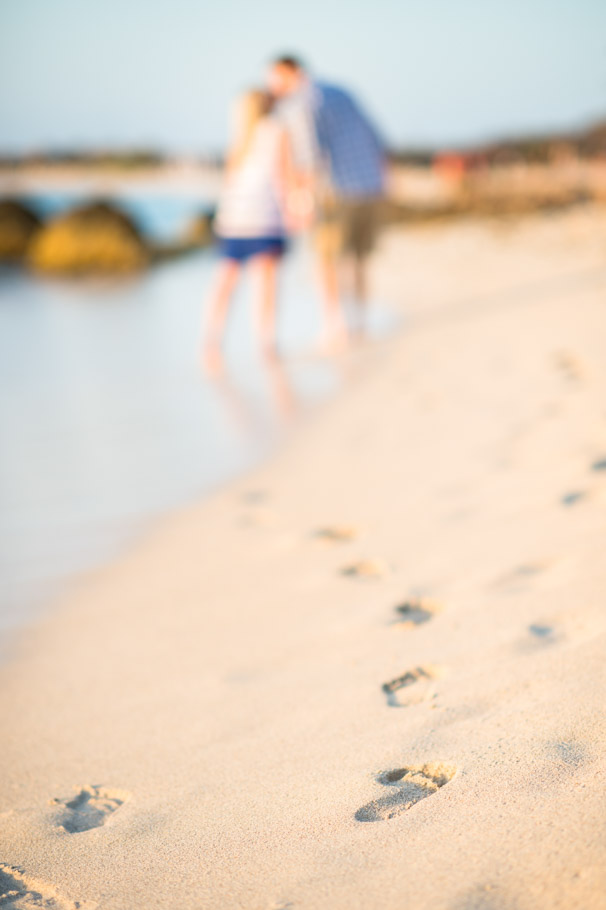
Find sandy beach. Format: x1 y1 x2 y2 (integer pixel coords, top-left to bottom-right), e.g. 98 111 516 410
1 205 606 909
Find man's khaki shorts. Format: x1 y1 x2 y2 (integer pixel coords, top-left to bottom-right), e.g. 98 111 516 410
313 196 382 259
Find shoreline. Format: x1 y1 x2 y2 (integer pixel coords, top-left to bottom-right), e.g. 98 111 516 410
1 206 606 909
0 328 394 660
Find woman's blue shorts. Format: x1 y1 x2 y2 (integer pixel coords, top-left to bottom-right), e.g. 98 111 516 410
219 236 287 263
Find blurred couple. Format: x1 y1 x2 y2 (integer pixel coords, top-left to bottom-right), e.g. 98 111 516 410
202 55 385 372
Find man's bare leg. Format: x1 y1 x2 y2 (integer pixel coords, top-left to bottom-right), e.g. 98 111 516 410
350 251 369 337
318 251 349 351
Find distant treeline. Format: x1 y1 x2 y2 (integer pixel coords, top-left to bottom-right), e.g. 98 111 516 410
1 118 605 171
0 149 223 169
389 118 606 166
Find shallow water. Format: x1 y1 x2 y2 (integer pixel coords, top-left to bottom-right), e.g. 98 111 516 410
0 235 396 641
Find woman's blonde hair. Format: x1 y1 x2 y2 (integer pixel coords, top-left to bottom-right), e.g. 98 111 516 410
227 89 274 171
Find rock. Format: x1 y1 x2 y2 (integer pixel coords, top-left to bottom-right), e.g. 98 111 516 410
183 210 215 247
0 199 42 261
27 200 149 275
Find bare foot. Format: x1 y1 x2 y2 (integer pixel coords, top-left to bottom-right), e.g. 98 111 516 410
202 342 224 377
260 339 279 362
318 325 350 356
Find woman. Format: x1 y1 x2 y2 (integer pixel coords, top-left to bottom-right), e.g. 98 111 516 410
202 89 307 371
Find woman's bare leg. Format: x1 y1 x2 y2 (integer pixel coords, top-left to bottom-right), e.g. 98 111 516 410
252 254 280 355
201 258 240 372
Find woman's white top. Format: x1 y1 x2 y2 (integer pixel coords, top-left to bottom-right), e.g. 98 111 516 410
215 118 285 238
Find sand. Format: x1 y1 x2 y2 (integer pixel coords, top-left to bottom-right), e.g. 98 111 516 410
1 205 606 910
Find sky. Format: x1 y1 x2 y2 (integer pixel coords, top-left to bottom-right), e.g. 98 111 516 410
1 0 605 154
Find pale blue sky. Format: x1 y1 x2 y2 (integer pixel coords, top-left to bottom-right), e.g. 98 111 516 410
1 0 605 153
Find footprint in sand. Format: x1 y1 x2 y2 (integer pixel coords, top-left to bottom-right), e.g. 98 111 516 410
561 491 588 507
313 525 359 544
527 623 564 648
393 597 442 626
341 558 389 579
382 665 444 707
451 882 507 910
529 623 556 639
591 457 606 473
553 350 584 382
355 762 457 822
549 740 586 770
520 622 566 653
0 864 96 909
562 487 606 507
51 785 130 834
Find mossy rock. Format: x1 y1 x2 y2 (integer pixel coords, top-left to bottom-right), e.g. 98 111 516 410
183 210 215 247
27 201 149 275
0 199 42 261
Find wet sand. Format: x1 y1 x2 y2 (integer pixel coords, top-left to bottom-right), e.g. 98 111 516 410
1 205 606 909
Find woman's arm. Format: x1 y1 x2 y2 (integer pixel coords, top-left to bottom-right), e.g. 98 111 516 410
275 126 314 232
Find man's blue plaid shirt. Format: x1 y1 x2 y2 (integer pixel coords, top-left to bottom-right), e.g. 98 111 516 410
279 80 385 198
312 81 385 198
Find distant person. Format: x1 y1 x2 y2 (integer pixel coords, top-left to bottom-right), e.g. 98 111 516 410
268 55 386 348
202 89 304 372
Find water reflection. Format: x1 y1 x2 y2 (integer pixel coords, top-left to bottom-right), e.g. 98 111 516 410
205 349 299 431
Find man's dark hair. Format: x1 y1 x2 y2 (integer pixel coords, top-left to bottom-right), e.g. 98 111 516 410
272 55 305 72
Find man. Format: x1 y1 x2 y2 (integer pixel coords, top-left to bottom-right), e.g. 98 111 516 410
268 55 386 347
